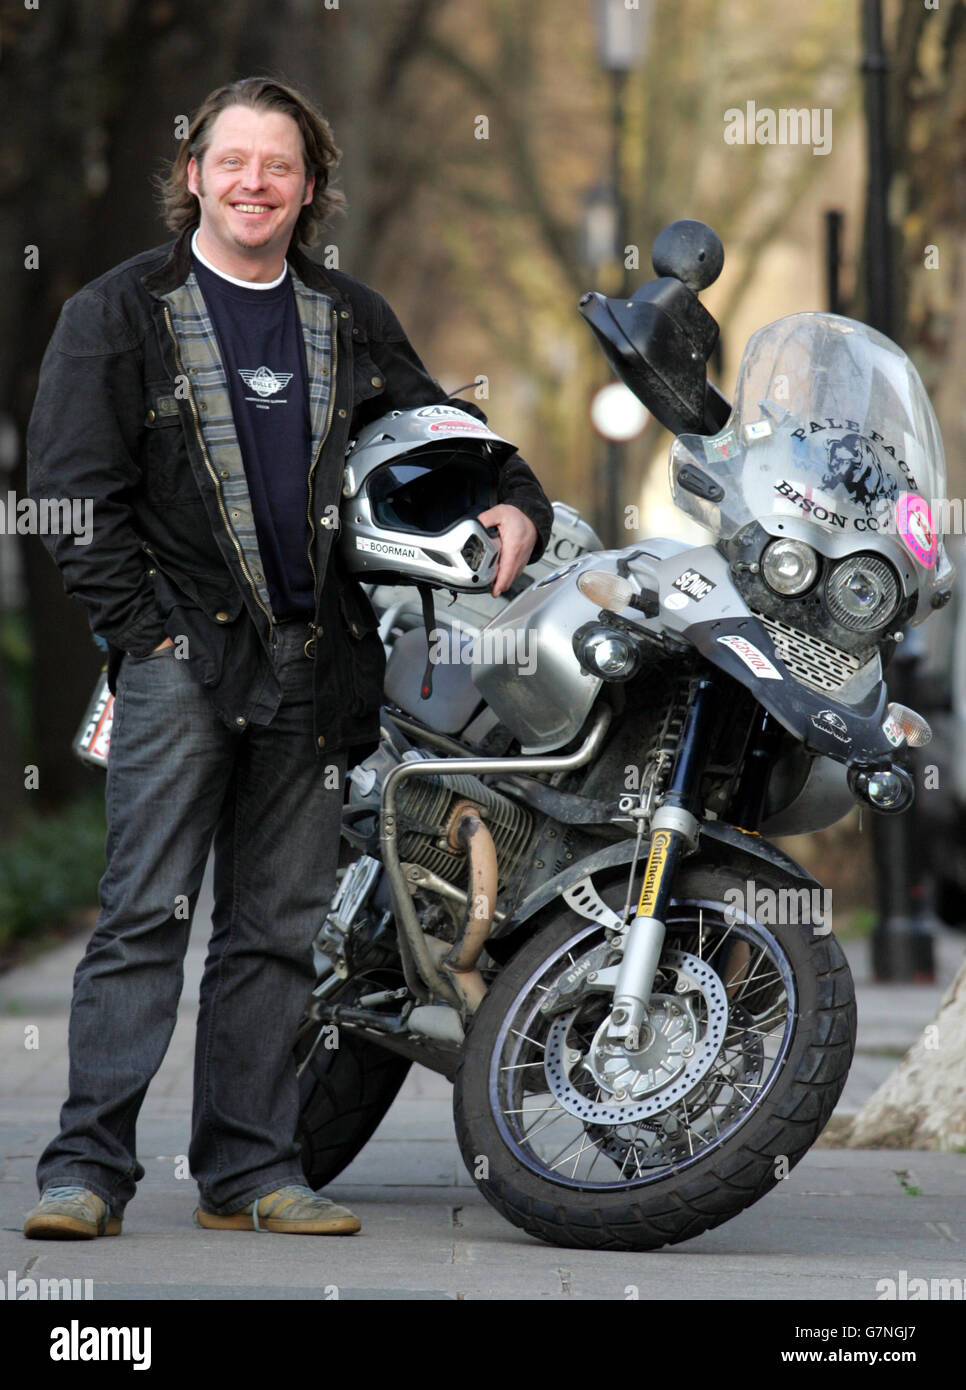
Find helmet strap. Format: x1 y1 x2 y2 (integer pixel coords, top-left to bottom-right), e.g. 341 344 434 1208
415 582 437 700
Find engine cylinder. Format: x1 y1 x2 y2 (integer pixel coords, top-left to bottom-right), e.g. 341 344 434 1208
396 770 533 888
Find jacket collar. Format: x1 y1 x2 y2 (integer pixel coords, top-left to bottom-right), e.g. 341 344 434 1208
140 225 347 306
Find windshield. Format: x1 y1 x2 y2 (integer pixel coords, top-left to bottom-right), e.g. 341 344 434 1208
670 313 952 614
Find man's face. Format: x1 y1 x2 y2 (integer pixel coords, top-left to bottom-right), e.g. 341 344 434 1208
187 105 315 270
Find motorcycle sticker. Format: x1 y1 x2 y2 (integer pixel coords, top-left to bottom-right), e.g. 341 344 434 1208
664 592 688 611
717 634 783 679
810 708 852 745
895 493 938 568
637 830 672 917
704 428 737 462
882 712 906 747
788 421 921 494
820 432 899 514
672 569 716 601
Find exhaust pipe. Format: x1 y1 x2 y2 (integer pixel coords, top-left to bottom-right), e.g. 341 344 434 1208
435 804 498 1012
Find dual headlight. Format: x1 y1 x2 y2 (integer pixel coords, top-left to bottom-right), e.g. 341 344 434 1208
761 539 899 633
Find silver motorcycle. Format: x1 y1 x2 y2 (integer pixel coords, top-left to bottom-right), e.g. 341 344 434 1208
294 221 952 1250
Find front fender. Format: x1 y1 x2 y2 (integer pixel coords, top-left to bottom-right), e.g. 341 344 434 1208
495 821 819 940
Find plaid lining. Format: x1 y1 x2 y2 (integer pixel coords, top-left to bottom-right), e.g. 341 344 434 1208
162 270 334 623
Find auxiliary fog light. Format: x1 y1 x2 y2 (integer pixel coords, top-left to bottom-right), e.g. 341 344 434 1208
847 762 915 813
573 623 642 682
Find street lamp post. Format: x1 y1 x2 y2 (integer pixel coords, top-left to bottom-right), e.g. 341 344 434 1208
592 0 653 546
860 0 933 982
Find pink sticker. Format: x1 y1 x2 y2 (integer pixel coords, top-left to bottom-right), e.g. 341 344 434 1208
896 493 937 568
428 421 489 434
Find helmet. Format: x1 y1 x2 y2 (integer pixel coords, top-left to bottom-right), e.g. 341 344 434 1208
339 405 517 590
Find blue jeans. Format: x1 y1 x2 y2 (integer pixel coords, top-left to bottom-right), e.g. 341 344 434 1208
36 621 346 1215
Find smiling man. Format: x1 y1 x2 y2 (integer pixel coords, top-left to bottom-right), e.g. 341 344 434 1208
24 77 552 1240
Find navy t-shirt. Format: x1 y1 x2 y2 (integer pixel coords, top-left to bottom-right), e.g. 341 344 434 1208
192 252 315 619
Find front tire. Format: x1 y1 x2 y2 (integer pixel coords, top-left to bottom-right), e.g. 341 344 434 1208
453 861 855 1250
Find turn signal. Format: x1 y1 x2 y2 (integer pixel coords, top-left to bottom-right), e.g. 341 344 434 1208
578 570 634 610
885 702 932 748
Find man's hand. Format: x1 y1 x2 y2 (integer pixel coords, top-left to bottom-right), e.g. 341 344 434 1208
152 637 175 652
477 504 538 598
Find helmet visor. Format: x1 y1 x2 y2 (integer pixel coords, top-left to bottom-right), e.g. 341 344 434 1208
367 446 499 535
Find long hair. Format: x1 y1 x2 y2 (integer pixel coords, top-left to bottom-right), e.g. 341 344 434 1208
157 76 345 247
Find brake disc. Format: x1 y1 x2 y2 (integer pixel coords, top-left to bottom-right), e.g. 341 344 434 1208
543 949 729 1125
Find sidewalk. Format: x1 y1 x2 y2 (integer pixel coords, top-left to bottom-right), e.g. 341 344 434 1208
1 868 964 1300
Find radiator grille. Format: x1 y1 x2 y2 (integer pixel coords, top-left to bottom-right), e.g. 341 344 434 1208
752 612 861 694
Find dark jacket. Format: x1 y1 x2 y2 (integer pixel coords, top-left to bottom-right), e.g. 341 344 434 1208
26 228 554 755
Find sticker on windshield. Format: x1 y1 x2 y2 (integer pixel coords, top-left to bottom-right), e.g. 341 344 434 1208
744 420 772 442
717 635 783 680
820 433 899 513
895 493 937 568
672 569 716 601
704 429 737 462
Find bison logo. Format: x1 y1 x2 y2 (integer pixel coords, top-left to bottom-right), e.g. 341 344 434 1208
821 433 898 513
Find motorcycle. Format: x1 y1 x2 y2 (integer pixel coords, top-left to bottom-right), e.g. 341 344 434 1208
294 220 953 1250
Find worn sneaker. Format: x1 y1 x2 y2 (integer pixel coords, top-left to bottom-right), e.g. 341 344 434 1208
24 1185 122 1240
195 1184 361 1235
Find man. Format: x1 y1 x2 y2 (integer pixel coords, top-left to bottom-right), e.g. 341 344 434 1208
24 77 553 1239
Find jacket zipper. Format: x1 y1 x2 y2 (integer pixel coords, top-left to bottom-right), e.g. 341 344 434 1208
162 304 274 632
305 306 340 613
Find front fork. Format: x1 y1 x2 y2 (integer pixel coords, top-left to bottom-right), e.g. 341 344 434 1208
607 678 718 1049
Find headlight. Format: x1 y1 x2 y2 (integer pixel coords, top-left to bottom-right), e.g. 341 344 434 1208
761 538 819 595
825 554 899 631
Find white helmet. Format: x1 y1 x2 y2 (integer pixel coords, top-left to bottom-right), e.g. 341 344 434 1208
339 405 517 591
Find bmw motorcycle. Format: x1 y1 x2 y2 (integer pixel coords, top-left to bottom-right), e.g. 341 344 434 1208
294 221 953 1250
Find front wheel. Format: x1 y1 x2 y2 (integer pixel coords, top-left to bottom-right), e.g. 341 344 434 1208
453 862 856 1251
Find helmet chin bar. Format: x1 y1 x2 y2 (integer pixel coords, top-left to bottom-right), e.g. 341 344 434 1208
344 516 500 592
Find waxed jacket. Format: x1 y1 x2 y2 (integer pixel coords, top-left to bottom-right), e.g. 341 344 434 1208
26 227 554 756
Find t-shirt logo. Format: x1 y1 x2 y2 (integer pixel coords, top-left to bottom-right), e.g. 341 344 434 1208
239 366 293 399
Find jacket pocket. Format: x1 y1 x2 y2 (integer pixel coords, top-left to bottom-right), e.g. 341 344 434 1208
142 381 201 505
